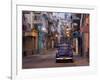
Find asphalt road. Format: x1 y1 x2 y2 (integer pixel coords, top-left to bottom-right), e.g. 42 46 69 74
22 49 89 69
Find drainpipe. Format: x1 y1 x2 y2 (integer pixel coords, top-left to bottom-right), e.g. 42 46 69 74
80 14 84 57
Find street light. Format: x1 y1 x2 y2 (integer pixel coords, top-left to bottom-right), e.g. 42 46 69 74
66 29 72 38
42 27 47 32
55 34 58 37
66 31 69 34
67 34 70 37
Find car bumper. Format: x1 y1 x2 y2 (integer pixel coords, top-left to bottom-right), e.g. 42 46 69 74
56 57 73 60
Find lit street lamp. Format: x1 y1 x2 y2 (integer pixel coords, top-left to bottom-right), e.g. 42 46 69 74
55 34 58 37
42 27 47 33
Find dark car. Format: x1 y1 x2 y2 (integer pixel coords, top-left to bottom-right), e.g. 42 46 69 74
56 43 73 62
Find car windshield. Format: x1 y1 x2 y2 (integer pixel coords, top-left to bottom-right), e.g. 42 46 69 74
59 46 67 50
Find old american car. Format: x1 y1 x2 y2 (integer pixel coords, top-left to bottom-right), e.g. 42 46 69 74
56 43 73 62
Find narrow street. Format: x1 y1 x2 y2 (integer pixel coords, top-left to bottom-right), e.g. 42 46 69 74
22 49 89 69
22 11 90 69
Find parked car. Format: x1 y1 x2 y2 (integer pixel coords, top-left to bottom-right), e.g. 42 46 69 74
56 43 73 62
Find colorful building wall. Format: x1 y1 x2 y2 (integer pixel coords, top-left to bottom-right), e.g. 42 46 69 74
80 14 89 57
